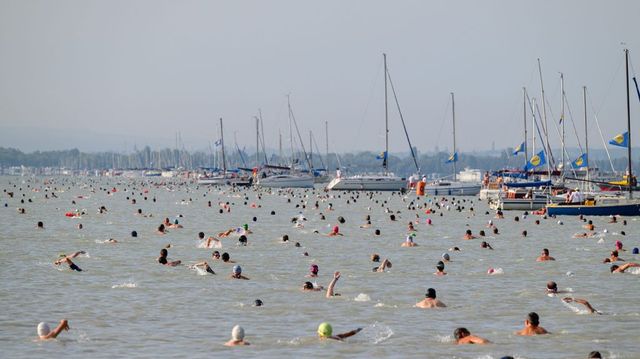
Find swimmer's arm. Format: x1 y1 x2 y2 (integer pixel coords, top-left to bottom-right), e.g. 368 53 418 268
468 335 489 344
326 271 340 298
43 320 69 339
67 251 85 259
336 327 363 339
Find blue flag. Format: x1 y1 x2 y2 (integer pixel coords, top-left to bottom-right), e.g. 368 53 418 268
571 153 588 169
524 150 546 171
609 132 629 148
376 151 387 160
445 152 458 163
513 142 526 156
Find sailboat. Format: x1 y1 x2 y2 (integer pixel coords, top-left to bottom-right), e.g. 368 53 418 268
198 118 251 186
547 49 640 216
257 97 314 189
326 53 409 191
423 93 481 196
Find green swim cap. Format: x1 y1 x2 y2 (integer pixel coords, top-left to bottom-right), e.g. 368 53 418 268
317 322 332 337
243 224 248 230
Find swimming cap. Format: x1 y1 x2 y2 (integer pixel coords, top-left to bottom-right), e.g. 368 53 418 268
232 265 242 274
243 224 248 230
37 322 50 337
333 226 339 233
633 248 639 254
231 325 245 340
615 240 623 247
317 322 332 337
254 299 263 307
442 253 450 261
436 261 445 270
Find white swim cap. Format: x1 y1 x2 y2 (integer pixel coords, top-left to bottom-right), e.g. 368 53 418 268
232 325 245 340
37 322 50 337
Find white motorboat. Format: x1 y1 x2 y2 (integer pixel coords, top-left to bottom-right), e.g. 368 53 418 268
326 175 407 191
258 174 314 188
423 181 481 196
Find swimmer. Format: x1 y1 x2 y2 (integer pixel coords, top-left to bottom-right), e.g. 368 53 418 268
157 224 167 235
562 297 600 314
204 236 221 248
224 325 250 346
536 248 555 262
441 253 450 262
434 261 447 276
191 261 215 274
37 319 70 340
302 281 323 291
481 241 493 250
614 240 625 252
588 351 603 358
327 225 343 236
221 252 235 263
454 327 489 344
229 265 249 280
545 281 568 294
157 248 181 266
401 235 418 247
54 251 86 271
241 223 252 234
373 258 392 272
212 251 221 260
516 312 548 336
238 235 248 246
610 262 639 273
371 254 380 262
415 288 446 308
463 229 476 240
317 322 362 341
603 250 624 263
360 220 372 228
584 220 595 231
609 216 618 224
326 271 341 298
573 232 595 238
307 264 319 277
105 238 118 244
407 222 416 232
281 234 289 242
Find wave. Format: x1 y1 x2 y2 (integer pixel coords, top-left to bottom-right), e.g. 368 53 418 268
112 282 137 289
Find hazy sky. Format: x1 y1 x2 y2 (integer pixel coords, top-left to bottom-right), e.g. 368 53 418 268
1 0 639 154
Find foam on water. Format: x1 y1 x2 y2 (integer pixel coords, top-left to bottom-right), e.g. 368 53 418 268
354 293 371 302
111 282 137 289
360 322 393 344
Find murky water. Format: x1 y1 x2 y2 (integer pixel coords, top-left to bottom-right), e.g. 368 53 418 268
1 176 639 358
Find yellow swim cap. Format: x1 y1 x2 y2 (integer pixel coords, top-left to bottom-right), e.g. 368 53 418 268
317 322 332 337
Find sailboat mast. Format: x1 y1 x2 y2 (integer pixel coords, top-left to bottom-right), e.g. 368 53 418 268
625 48 633 198
325 121 329 160
523 87 528 165
451 92 457 182
531 98 536 155
560 73 565 179
538 59 551 175
219 117 226 175
309 131 313 169
255 116 260 167
383 53 389 173
583 86 589 183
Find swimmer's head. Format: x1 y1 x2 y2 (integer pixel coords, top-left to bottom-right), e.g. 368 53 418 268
465 229 472 235
310 264 319 274
231 325 245 341
436 261 445 271
522 230 527 237
243 224 248 230
453 327 470 340
426 288 436 299
332 225 339 233
375 229 381 236
546 281 557 293
303 281 314 290
317 322 332 338
254 299 263 307
371 254 380 262
37 322 50 338
222 252 230 262
295 242 301 247
479 230 485 236
282 234 289 242
212 251 220 259
238 235 247 245
542 248 549 255
198 232 205 239
160 248 168 257
131 230 137 237
633 247 639 254
588 351 603 358
37 221 44 228
610 265 619 272
232 265 242 274
615 240 623 249
526 312 540 327
442 253 450 261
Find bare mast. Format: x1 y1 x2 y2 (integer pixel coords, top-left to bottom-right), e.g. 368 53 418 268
219 117 226 176
383 53 389 174
451 92 457 182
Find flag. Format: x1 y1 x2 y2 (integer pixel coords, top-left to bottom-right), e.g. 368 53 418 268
524 150 546 171
214 139 222 147
571 153 588 169
445 152 458 163
513 142 526 156
609 132 629 148
376 151 388 160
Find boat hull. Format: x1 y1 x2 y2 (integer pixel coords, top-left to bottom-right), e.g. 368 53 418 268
423 183 481 196
326 176 407 191
547 201 640 216
258 175 314 188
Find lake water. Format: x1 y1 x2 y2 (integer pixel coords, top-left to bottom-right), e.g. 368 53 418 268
1 176 639 358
